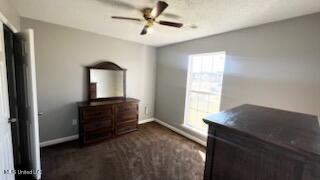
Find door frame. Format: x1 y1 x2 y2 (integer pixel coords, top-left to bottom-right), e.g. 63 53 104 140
0 10 18 180
1 11 41 180
0 12 18 33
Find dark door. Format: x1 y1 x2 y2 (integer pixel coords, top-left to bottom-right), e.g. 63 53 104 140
3 24 31 172
13 31 32 171
4 25 21 169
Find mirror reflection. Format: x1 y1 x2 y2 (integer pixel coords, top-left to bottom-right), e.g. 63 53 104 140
89 69 124 99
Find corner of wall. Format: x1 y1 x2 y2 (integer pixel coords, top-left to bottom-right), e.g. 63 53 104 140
0 0 20 31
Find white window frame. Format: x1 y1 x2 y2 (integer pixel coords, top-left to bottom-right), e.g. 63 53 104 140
183 51 226 136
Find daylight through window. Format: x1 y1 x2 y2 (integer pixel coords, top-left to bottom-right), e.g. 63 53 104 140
184 52 226 133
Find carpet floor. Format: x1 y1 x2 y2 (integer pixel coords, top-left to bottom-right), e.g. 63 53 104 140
40 122 206 180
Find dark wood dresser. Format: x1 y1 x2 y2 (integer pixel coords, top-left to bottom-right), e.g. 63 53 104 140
203 104 320 180
78 98 139 146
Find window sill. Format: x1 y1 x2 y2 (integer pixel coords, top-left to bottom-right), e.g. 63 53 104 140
182 124 208 138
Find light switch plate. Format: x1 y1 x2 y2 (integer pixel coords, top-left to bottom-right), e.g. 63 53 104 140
145 106 149 115
72 119 78 125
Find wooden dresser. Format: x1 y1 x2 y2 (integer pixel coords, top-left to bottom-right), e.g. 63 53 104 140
78 98 139 146
203 104 320 180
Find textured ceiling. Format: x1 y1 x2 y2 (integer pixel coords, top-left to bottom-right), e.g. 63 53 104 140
12 0 320 46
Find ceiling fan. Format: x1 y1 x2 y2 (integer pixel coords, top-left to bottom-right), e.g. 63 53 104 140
111 1 183 35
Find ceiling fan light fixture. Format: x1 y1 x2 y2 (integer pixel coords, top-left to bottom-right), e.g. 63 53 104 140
147 27 154 34
147 19 154 27
111 1 184 36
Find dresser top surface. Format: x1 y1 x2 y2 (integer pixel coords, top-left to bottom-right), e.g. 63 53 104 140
78 97 139 107
204 104 320 159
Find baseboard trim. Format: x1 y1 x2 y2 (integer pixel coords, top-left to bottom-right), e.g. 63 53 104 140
138 118 155 124
40 135 79 148
40 118 155 147
154 119 207 146
40 118 206 147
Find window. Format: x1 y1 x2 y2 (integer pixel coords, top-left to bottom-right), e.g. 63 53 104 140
184 52 226 133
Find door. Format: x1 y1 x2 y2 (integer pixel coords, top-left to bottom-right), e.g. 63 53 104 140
13 28 32 172
15 29 41 180
4 24 22 172
0 23 15 180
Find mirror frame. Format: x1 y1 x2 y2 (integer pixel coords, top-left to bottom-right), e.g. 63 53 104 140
87 61 126 101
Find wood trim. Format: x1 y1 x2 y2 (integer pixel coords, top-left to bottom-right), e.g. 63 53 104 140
123 70 126 98
87 61 126 70
40 135 79 147
138 118 154 124
154 119 207 146
40 118 206 147
87 61 127 101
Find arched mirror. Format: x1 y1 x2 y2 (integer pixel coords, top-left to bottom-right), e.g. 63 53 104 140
87 61 126 101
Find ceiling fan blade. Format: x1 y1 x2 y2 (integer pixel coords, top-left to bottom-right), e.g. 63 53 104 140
150 1 168 19
111 16 142 22
158 20 183 28
140 25 148 35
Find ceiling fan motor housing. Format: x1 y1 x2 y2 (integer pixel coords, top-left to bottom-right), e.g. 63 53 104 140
111 1 183 35
142 8 155 27
142 8 153 20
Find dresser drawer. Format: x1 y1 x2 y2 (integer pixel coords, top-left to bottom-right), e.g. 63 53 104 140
78 99 140 146
81 106 113 123
116 120 138 135
117 103 138 113
84 128 113 144
117 112 138 123
83 120 113 132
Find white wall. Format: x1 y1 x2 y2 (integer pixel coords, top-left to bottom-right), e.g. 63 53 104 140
21 17 156 142
155 13 320 141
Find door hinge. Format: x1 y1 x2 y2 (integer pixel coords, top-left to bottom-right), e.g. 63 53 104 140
8 118 17 123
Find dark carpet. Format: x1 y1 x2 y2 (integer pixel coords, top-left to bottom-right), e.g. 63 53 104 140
40 122 206 180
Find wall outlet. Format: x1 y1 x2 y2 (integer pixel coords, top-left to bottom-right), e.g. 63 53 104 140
72 119 78 126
